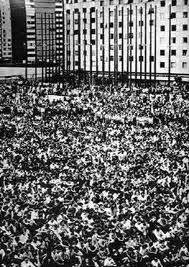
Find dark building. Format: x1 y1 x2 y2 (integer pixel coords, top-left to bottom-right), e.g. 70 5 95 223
9 0 56 64
9 0 27 63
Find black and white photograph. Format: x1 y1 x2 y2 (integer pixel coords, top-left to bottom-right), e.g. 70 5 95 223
0 0 189 266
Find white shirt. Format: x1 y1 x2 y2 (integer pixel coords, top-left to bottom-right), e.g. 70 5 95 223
104 257 116 266
21 260 36 267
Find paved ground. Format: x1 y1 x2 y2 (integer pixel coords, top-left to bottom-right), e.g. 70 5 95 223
0 67 42 78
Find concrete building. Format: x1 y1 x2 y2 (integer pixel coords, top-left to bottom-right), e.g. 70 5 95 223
5 0 61 66
9 0 27 63
64 0 189 82
0 0 12 62
1 0 188 82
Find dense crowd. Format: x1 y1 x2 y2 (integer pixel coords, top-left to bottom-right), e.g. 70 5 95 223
0 79 189 267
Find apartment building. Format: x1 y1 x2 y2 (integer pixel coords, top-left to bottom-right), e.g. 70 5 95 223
0 0 12 62
64 0 189 81
25 0 35 63
1 0 188 82
6 0 62 65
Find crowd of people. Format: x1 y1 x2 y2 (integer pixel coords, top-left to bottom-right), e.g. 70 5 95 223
0 79 189 267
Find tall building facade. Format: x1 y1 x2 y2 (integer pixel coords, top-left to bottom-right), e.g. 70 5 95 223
64 0 189 82
6 0 62 65
0 0 12 62
0 0 188 82
9 0 27 63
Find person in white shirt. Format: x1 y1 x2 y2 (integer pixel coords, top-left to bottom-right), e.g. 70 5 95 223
104 257 116 266
151 257 163 267
21 258 36 267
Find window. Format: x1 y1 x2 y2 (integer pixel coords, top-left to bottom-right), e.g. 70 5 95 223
128 33 133 38
160 0 165 6
183 12 188 18
172 37 176 43
160 50 165 56
171 25 176 31
183 50 187 56
171 12 176 19
160 25 165 31
129 56 133 61
119 56 123 61
110 56 114 61
139 56 143 61
182 62 187 68
139 21 143 26
160 62 165 68
183 37 188 43
110 34 114 39
119 33 123 39
119 22 123 27
171 50 176 56
119 45 122 50
110 22 114 27
184 0 188 4
129 21 133 27
183 24 188 31
129 9 133 15
172 0 177 6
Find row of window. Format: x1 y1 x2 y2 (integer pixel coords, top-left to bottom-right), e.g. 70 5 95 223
70 10 189 19
160 62 187 69
66 0 188 6
160 50 188 56
70 30 189 43
160 12 188 19
67 0 133 4
67 59 188 70
160 0 188 6
70 41 188 55
74 50 188 59
72 19 189 32
170 12 188 19
160 25 188 31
